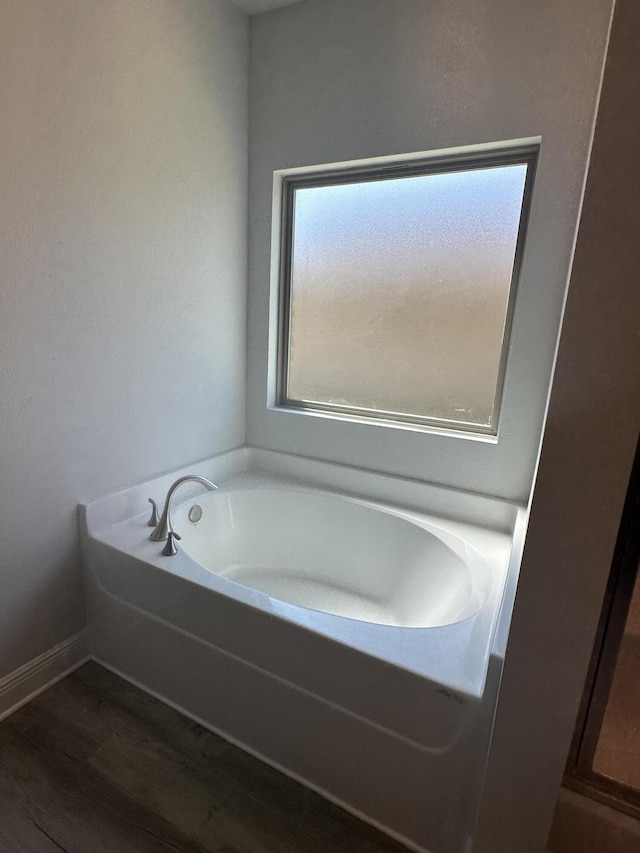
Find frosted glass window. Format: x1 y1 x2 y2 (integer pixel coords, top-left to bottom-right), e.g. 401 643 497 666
277 152 535 434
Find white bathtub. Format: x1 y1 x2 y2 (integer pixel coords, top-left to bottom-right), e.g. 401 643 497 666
174 485 489 629
81 449 523 853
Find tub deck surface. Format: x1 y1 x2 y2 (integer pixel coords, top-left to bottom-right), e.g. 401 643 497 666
89 472 513 699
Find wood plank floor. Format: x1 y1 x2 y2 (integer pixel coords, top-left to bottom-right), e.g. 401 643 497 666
0 662 410 853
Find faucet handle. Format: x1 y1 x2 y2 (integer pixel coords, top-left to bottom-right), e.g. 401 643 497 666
147 498 160 528
161 531 182 557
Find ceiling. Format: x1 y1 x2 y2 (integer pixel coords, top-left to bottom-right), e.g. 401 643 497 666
232 0 304 15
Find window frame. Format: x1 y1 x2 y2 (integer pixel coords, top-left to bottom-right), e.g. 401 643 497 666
274 145 539 437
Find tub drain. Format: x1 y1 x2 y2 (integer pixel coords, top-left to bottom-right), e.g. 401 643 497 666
188 504 203 523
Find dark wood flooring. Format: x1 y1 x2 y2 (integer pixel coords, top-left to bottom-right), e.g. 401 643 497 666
0 662 409 853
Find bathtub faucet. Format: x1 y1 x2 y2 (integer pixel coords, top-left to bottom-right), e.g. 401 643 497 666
149 475 218 542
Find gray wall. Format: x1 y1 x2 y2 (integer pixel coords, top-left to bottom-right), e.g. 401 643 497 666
0 0 248 677
246 0 614 502
475 0 640 847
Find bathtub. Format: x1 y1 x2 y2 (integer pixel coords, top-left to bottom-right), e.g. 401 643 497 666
81 448 523 853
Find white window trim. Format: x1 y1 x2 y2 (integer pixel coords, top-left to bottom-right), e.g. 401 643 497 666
267 141 539 440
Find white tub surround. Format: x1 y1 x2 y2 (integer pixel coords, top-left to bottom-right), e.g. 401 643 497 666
81 447 525 853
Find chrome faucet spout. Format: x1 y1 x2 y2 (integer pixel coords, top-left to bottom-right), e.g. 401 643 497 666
149 475 218 541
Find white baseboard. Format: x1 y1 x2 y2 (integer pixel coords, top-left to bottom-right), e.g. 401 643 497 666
0 630 90 722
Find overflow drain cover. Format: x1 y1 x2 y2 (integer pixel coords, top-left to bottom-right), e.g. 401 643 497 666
188 504 203 523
